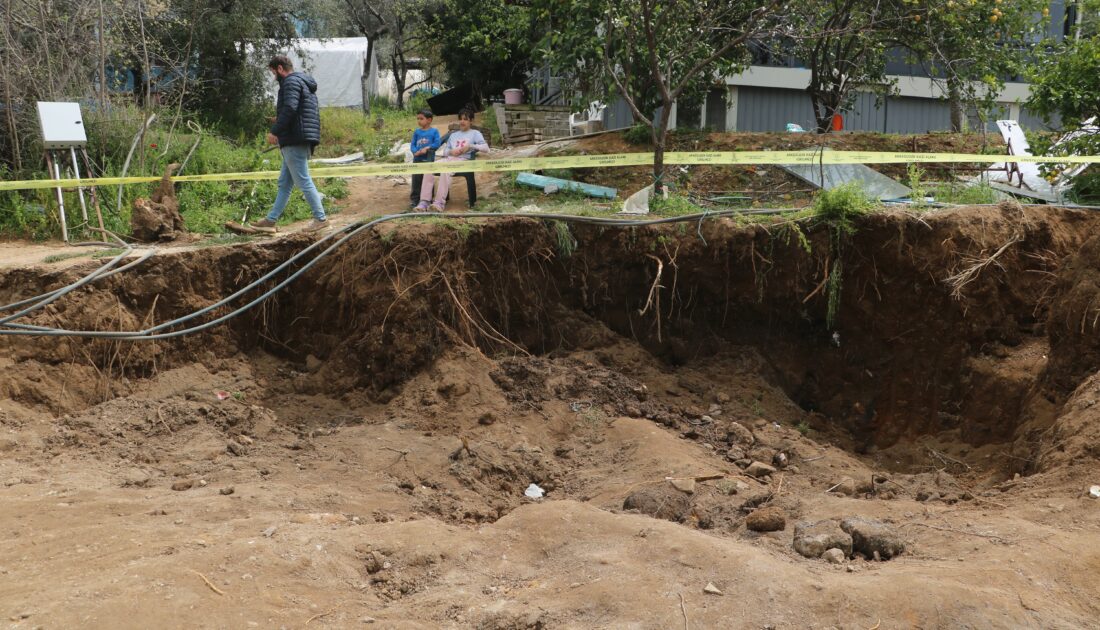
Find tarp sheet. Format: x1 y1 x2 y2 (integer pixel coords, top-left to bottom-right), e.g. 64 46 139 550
266 38 374 109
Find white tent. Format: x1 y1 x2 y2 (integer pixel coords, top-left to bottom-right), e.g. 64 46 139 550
267 38 379 109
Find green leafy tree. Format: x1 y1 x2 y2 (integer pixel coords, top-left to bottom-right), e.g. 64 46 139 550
380 0 444 109
426 0 539 101
165 0 305 134
787 0 918 133
915 0 1047 131
1029 37 1100 126
534 0 783 183
786 0 1045 133
1027 31 1100 197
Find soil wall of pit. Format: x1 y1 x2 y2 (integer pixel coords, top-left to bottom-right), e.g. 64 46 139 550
4 204 1099 460
263 204 1098 450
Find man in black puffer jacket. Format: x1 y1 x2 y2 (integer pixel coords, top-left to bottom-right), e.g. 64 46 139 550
251 54 328 233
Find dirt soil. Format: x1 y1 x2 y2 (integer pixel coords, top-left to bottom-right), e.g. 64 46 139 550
558 131 1004 203
3 202 1100 629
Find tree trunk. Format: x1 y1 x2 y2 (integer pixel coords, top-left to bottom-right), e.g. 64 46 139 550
363 37 375 116
948 79 965 133
395 70 406 109
98 0 106 109
809 89 832 133
2 0 21 169
652 101 673 184
391 51 406 110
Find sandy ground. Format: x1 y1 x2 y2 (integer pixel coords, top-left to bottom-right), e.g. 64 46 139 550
2 344 1099 629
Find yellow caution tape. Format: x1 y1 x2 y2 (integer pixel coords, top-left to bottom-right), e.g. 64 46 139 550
1 150 1096 192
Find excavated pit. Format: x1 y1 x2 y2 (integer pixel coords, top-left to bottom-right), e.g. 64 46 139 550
6 204 1100 627
4 204 1100 477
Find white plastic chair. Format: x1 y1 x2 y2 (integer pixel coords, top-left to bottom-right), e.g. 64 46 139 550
570 101 606 135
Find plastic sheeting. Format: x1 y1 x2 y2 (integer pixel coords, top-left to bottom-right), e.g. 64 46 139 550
265 38 376 109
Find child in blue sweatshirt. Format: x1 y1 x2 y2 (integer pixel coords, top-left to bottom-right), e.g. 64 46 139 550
409 109 442 207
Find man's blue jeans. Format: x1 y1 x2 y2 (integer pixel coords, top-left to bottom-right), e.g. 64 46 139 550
266 144 327 222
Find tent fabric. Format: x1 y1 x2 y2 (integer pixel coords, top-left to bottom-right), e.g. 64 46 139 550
286 38 371 108
263 38 376 109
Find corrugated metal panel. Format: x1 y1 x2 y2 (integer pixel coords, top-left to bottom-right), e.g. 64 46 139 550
705 88 727 132
605 97 635 130
981 104 1012 133
736 88 953 133
841 91 885 132
882 96 952 133
736 87 817 131
1020 107 1061 131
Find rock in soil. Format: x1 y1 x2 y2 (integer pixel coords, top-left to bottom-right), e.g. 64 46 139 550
841 517 906 560
745 461 777 478
364 551 386 574
226 440 246 456
793 520 853 559
745 506 787 532
703 582 723 595
772 452 789 469
669 478 696 494
170 479 194 491
823 548 846 564
726 422 755 446
623 484 693 523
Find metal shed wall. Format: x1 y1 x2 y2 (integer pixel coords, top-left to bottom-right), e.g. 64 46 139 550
735 87 818 131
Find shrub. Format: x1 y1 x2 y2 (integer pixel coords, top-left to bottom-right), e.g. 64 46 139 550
623 123 652 146
811 182 875 238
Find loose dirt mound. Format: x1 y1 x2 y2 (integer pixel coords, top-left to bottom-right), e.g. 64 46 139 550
3 205 1100 628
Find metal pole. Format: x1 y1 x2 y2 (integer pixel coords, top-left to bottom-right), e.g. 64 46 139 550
46 151 69 243
70 146 89 223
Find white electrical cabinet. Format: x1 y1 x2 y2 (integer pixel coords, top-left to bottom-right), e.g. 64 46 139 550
37 102 87 148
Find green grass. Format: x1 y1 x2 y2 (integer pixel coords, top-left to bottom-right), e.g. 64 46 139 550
42 251 92 264
650 193 705 216
811 183 876 237
551 220 576 257
419 216 477 240
91 247 127 260
1 105 360 241
317 101 413 159
930 182 1001 205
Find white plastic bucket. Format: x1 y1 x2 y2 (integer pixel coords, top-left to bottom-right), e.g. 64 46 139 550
503 89 523 105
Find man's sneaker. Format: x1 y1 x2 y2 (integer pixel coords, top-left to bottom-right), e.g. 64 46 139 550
302 218 329 233
414 201 429 211
249 218 277 232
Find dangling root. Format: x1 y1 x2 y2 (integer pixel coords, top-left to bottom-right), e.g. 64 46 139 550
944 234 1022 300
